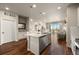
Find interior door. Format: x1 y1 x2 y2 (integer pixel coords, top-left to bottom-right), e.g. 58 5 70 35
1 19 16 44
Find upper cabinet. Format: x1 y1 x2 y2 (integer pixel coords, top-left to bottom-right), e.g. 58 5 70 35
19 16 27 24
18 15 29 32
67 4 78 26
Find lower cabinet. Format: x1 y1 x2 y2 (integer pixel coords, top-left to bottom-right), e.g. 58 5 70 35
29 34 51 55
29 37 39 54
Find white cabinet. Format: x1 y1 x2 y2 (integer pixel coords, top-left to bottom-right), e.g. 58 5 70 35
29 34 51 55
30 37 39 54
0 10 18 45
39 35 50 53
18 32 27 39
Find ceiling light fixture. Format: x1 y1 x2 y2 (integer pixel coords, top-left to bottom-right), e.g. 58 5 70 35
31 4 37 8
5 7 10 10
57 6 61 10
30 19 33 21
40 12 46 15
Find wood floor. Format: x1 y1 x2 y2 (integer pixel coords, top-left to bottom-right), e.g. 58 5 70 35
0 34 73 55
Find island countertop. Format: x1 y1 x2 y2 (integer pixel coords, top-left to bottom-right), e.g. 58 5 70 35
26 32 51 37
27 32 51 55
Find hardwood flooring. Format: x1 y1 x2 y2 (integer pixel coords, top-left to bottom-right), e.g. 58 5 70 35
0 34 73 55
0 39 27 55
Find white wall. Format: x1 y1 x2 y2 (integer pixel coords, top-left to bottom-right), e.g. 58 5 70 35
47 11 66 23
66 5 78 47
77 7 79 26
70 26 79 39
0 11 1 44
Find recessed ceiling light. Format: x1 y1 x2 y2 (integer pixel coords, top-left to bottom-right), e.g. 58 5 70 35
30 19 33 21
31 4 37 8
57 6 61 10
40 12 46 15
5 7 10 10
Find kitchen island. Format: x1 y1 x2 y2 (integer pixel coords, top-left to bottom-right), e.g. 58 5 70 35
27 33 51 55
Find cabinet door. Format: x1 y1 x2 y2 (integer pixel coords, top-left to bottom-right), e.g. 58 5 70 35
30 36 39 54
1 19 16 44
39 37 46 52
39 35 49 53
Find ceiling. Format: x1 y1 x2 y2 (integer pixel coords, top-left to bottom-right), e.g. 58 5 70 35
0 3 70 22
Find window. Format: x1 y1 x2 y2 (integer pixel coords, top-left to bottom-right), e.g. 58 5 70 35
51 22 61 30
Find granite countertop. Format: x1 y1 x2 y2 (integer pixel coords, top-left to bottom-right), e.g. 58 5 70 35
25 32 47 37
27 33 48 37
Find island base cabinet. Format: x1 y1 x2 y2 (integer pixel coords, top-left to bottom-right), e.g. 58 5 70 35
39 35 50 52
29 34 51 55
29 36 39 55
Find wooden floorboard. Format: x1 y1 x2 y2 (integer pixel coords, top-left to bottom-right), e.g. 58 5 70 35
0 37 72 55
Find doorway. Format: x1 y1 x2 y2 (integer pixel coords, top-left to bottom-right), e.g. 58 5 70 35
1 19 16 44
46 21 68 55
